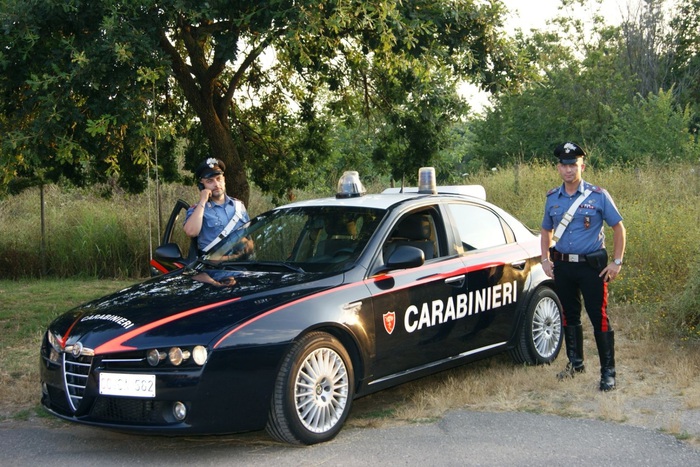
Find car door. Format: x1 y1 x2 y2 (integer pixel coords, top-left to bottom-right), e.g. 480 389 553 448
150 199 196 275
366 207 472 380
445 201 531 351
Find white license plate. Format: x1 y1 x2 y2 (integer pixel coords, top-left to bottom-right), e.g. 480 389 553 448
99 372 156 398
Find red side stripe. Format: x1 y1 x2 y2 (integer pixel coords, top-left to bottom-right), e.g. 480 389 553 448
600 281 609 332
93 297 241 355
213 257 505 348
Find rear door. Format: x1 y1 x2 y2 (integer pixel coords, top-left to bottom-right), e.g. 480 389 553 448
445 201 531 350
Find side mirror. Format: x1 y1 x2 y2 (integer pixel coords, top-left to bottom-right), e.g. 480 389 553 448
386 245 425 270
155 243 184 261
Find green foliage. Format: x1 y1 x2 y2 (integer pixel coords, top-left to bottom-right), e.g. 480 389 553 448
470 0 700 169
606 89 699 163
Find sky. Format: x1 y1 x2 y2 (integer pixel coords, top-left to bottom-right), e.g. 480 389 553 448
502 0 627 31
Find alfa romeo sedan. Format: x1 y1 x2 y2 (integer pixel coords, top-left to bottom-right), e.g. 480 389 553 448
40 169 562 445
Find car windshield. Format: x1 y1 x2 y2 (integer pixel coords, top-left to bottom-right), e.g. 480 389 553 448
202 205 386 273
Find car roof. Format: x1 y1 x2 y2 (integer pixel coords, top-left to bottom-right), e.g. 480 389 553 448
277 185 487 211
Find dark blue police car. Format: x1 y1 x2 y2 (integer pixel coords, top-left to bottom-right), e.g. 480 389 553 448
40 169 563 445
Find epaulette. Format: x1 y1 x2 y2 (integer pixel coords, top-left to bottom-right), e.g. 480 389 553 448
546 187 559 196
584 183 603 193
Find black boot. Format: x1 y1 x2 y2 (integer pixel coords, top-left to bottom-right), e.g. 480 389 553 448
594 330 616 391
557 325 585 380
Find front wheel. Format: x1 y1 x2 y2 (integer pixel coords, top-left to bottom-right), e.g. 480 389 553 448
266 332 354 445
510 287 563 365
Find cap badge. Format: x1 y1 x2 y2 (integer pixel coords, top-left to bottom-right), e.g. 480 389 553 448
206 157 217 168
563 142 577 153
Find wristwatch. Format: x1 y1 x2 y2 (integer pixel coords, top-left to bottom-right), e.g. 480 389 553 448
614 259 623 266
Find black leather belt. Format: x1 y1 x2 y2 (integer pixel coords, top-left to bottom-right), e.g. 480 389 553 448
551 251 588 262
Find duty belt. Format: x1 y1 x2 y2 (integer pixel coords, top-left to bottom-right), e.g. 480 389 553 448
551 251 588 263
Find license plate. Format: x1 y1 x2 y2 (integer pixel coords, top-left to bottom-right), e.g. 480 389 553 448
99 372 156 398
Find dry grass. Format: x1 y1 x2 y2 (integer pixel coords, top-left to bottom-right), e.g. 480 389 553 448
348 308 700 448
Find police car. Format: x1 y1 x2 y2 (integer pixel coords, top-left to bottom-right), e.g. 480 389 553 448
40 169 563 445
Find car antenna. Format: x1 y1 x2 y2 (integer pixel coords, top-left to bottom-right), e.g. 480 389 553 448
400 173 405 193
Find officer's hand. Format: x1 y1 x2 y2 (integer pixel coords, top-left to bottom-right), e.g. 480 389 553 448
600 262 622 282
199 189 212 204
542 260 554 278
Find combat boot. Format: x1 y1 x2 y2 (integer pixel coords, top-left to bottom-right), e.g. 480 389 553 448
557 325 585 380
594 330 616 391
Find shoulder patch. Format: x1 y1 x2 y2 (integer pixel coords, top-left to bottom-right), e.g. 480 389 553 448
546 187 559 196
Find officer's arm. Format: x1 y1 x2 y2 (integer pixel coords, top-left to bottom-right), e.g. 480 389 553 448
540 228 553 262
611 222 626 264
183 204 206 238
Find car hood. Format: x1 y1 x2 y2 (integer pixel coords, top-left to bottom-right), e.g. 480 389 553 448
47 268 343 354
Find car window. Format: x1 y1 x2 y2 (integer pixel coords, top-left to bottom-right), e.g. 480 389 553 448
447 203 507 251
382 210 442 262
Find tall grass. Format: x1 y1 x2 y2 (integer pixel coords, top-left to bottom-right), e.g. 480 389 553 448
0 183 274 278
0 163 698 335
467 162 700 338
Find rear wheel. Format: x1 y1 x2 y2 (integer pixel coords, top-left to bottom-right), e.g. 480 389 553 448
510 287 563 365
266 332 354 445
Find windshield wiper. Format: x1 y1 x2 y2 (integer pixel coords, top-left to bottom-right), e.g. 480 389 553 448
219 261 305 273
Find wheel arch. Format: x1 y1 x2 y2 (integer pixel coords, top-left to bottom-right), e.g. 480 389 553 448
297 323 366 393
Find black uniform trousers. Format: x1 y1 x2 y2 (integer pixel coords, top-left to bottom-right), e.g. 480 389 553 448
553 260 612 333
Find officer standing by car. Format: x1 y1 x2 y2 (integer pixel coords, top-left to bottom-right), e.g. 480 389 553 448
540 142 626 391
183 157 250 252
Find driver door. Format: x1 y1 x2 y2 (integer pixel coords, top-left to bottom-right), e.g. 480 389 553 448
150 199 197 275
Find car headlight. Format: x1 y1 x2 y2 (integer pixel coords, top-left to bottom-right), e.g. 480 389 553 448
192 346 208 365
143 346 208 367
168 347 188 366
147 349 166 367
47 331 61 352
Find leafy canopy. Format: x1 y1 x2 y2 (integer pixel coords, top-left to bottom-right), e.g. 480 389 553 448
0 0 520 202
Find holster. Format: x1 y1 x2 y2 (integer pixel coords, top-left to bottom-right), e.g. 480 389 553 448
586 249 608 273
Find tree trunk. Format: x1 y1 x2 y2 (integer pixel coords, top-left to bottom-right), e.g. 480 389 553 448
202 117 250 206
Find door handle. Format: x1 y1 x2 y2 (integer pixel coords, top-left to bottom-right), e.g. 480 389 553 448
445 274 465 287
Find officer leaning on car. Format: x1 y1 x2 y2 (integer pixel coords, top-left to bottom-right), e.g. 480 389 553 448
540 142 626 391
183 157 250 252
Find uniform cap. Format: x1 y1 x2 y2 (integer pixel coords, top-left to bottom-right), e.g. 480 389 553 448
195 158 226 179
554 142 586 164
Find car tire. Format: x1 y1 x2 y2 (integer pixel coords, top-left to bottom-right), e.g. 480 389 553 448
510 287 563 365
266 331 354 445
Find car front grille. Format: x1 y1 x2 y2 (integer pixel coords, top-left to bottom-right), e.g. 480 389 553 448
63 353 93 412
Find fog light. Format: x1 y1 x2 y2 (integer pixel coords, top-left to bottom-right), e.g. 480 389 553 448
173 401 187 421
192 346 208 366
